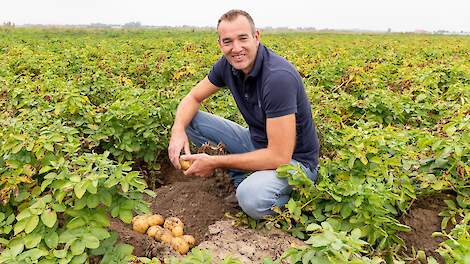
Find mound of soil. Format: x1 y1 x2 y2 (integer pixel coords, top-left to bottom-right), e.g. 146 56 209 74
109 165 237 258
398 193 455 263
199 220 304 263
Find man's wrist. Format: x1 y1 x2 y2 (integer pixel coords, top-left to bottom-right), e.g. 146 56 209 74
171 124 185 133
208 155 222 169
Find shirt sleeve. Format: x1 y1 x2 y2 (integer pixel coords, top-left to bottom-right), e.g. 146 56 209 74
263 70 298 118
207 56 226 88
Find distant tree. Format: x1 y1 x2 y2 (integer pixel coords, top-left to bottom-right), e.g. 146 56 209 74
2 21 15 28
123 22 142 28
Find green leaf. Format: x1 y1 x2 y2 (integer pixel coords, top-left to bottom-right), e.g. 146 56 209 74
83 235 100 249
22 248 48 261
14 218 28 235
306 234 333 247
74 181 89 199
67 217 86 229
39 166 53 174
86 195 100 208
71 240 86 255
16 209 32 221
30 199 46 215
340 205 353 219
71 253 88 264
52 203 67 212
119 209 133 224
93 212 110 227
44 231 59 249
100 191 113 207
24 233 42 249
305 223 322 232
88 228 110 240
25 215 40 234
86 183 98 194
41 209 57 228
53 249 67 259
114 244 134 258
8 242 24 257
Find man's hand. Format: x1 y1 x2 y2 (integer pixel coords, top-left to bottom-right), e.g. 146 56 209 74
181 153 215 177
168 129 191 170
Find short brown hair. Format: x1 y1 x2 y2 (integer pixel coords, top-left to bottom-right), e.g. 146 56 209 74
217 9 256 34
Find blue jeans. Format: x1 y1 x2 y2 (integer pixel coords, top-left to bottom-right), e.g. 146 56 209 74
186 111 318 219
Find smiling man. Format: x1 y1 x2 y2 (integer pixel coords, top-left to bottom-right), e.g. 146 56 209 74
168 10 320 219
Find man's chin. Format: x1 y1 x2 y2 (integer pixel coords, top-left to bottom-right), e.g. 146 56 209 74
230 63 246 71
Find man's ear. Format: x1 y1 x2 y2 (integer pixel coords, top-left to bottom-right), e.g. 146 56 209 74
254 30 260 43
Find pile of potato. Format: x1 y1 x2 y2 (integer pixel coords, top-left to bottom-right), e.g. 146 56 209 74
132 214 195 254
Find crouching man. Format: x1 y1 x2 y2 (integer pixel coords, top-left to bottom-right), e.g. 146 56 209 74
168 9 319 219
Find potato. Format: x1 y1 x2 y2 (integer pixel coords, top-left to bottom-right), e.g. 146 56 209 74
171 225 184 237
164 217 184 231
132 215 147 224
147 214 164 226
182 235 196 247
146 225 159 237
132 217 149 234
160 230 174 244
152 226 166 241
179 158 193 170
171 237 190 254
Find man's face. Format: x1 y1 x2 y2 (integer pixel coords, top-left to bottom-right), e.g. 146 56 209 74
217 15 260 75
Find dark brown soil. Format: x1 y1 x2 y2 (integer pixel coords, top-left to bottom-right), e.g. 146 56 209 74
109 165 238 259
399 193 454 263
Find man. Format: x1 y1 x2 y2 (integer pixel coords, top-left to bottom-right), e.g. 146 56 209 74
168 10 319 220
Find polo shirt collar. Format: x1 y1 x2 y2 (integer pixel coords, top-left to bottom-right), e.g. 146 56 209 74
231 43 265 79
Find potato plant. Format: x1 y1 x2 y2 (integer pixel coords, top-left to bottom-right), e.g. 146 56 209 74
1 28 469 263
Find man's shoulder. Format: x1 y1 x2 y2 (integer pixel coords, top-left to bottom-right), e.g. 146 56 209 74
262 47 299 78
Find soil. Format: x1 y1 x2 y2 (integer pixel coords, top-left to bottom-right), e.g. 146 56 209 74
398 193 455 264
109 164 301 262
198 220 304 263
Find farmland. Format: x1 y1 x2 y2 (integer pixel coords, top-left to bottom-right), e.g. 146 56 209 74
0 28 469 263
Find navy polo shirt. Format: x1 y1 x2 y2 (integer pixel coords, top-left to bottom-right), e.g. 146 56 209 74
207 44 319 170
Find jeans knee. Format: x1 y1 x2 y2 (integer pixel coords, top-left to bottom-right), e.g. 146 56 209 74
236 180 273 220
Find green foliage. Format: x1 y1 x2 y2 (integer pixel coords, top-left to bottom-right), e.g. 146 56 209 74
265 222 384 264
166 248 212 264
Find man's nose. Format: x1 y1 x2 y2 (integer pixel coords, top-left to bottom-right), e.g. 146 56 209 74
232 40 243 52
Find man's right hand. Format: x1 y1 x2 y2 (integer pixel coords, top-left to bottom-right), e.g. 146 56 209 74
168 129 191 170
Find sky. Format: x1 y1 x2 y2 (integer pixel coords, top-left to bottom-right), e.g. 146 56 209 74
1 0 469 32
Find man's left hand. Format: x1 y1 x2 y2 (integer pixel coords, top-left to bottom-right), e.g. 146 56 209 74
180 153 215 177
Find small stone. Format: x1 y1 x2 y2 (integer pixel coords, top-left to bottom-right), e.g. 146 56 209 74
208 225 222 235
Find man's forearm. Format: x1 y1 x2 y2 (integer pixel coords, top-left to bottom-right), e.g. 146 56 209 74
172 95 200 132
211 148 291 172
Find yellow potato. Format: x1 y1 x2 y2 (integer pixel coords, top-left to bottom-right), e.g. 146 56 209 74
172 225 184 237
147 225 160 237
132 215 147 224
132 218 149 234
164 217 184 231
160 230 174 244
171 237 190 254
179 158 193 170
182 235 196 247
147 214 164 226
153 226 166 241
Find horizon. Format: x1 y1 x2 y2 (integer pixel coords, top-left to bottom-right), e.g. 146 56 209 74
2 0 470 32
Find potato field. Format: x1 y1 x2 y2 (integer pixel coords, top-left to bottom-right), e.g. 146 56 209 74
0 28 469 263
